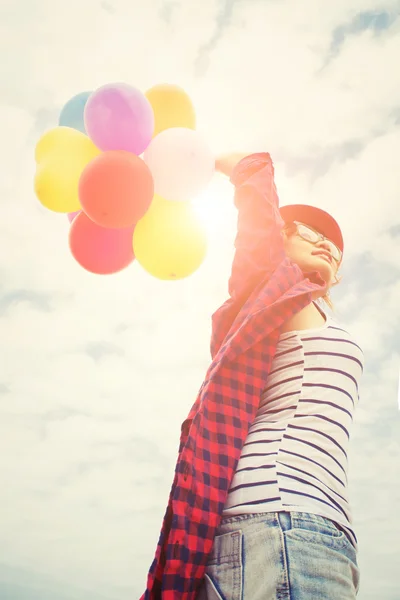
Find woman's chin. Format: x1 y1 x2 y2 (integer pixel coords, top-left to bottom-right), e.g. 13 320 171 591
313 262 332 282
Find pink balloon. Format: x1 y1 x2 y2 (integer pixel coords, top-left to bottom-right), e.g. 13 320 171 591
69 212 135 275
68 210 81 222
84 83 154 155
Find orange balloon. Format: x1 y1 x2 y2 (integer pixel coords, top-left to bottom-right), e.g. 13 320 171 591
79 150 154 228
145 84 196 137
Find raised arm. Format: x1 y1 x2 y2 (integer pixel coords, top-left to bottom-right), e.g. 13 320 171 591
211 152 286 358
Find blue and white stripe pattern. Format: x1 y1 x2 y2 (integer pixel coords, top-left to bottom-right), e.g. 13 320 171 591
222 307 364 551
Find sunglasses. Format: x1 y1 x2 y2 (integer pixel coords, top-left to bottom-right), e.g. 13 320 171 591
286 221 343 264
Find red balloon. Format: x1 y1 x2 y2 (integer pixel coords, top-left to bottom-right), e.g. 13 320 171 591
69 212 135 274
79 150 154 228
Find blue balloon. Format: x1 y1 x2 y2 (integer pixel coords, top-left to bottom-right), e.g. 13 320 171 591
58 91 92 134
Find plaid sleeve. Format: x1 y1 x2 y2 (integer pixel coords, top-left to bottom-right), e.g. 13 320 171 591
210 153 286 359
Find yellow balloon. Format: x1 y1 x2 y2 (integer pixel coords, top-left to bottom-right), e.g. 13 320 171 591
145 84 196 137
35 126 99 164
133 195 207 280
34 147 100 213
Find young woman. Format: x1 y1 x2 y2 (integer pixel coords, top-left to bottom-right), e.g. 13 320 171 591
141 153 364 600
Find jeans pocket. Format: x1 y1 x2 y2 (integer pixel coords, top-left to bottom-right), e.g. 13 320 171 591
205 530 243 600
282 517 360 596
201 574 225 600
284 517 350 551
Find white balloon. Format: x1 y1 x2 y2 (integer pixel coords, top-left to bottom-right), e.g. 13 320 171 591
143 127 215 201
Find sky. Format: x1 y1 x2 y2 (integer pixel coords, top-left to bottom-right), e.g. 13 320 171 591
1 0 400 598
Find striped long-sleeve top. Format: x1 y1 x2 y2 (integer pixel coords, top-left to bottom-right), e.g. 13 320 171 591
222 304 364 551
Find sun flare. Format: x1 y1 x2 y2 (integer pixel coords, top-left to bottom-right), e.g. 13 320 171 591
191 177 234 237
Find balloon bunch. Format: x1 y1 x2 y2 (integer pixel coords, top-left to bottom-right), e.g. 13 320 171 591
34 83 215 279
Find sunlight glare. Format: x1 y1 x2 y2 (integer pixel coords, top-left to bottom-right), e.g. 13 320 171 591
191 177 234 238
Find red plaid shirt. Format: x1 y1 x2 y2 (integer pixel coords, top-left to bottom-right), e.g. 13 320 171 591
140 153 327 599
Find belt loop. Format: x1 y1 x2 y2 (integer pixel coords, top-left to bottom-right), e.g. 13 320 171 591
277 511 292 532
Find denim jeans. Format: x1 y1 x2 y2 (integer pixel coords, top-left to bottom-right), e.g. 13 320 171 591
196 511 360 600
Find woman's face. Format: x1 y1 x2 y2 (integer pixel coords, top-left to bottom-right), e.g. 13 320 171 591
282 223 340 290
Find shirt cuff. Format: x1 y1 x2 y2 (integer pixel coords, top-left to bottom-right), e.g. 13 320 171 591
230 152 273 187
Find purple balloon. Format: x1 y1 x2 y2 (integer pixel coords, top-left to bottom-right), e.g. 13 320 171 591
84 83 154 155
68 210 81 223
